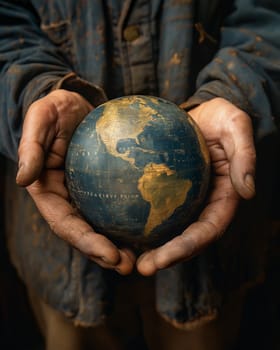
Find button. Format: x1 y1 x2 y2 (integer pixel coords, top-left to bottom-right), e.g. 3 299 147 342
123 25 140 42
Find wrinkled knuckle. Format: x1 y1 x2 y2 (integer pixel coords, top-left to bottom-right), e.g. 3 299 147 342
50 212 75 238
26 181 42 194
48 218 58 234
228 108 250 125
180 234 198 257
249 148 256 161
229 112 247 129
215 229 225 240
243 144 256 163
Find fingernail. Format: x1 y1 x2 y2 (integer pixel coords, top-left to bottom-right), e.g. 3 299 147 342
100 256 113 265
115 267 122 274
16 162 24 183
245 174 255 194
101 256 119 266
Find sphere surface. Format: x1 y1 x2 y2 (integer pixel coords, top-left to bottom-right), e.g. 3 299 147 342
65 95 210 247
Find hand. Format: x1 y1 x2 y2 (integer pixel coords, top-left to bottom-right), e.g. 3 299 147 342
16 89 135 275
137 97 256 276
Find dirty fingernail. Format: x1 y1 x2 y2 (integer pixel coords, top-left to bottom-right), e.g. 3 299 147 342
101 257 114 265
16 162 24 183
245 174 255 194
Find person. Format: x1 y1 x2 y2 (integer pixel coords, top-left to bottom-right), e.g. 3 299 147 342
0 0 279 349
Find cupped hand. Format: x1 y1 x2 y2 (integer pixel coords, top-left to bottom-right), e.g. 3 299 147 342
16 89 135 275
137 97 256 276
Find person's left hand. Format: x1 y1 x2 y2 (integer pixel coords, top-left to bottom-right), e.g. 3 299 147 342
136 97 256 276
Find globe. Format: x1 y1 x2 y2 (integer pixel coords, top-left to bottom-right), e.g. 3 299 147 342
65 95 210 248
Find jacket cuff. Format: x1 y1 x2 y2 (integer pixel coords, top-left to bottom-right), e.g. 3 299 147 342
179 97 207 112
180 85 247 113
51 72 108 107
181 83 277 141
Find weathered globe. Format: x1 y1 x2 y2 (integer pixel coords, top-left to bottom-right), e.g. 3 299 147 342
65 95 210 248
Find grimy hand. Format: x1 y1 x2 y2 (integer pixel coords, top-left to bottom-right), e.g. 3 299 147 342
16 89 135 275
137 97 256 276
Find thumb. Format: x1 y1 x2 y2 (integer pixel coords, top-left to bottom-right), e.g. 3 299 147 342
16 142 45 187
225 113 256 199
16 101 58 186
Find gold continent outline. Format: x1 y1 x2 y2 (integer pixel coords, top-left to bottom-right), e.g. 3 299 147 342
96 96 161 167
137 163 192 236
95 97 194 236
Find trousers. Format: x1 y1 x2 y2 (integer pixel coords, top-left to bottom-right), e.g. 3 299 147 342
27 276 245 350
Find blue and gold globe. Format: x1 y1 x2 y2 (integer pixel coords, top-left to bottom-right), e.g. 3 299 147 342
65 95 210 248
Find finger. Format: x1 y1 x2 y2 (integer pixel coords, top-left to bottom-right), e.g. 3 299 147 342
17 101 58 186
188 98 256 199
137 176 239 276
91 247 136 275
114 249 136 275
222 112 256 199
16 90 93 187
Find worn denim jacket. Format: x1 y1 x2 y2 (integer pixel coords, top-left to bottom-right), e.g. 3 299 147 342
0 0 279 327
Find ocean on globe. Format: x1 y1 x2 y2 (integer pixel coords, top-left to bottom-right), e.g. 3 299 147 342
65 95 210 248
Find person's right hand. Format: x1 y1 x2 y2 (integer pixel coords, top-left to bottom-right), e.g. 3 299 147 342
16 89 136 275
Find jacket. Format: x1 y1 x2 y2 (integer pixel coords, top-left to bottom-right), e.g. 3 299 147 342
0 0 279 328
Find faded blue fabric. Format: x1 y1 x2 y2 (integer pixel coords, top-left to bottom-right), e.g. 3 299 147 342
0 0 279 327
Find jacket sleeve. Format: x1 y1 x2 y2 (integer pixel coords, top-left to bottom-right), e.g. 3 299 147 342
185 0 280 141
0 1 106 162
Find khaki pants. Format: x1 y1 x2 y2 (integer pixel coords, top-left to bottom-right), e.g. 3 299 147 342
27 276 245 350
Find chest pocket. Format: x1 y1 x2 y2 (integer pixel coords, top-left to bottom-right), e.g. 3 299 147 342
32 0 75 67
40 20 75 67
